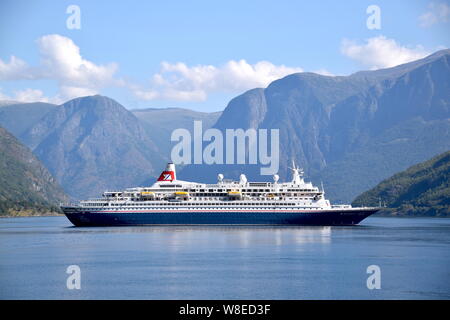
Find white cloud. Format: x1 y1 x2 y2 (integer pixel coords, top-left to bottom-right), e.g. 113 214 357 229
313 69 335 77
0 34 121 102
0 88 50 103
133 60 304 101
341 36 430 70
37 35 121 90
419 2 450 27
13 88 50 103
0 89 12 101
1 34 310 104
57 86 98 101
0 56 32 81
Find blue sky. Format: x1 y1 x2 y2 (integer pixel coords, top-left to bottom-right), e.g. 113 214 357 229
0 0 449 111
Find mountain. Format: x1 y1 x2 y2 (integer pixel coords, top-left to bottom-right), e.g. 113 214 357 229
352 151 450 216
1 50 448 203
0 126 67 216
179 49 450 202
132 107 221 157
0 102 57 137
0 100 19 107
0 97 221 200
19 95 167 199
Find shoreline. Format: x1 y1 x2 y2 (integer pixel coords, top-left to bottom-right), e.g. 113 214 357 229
0 213 63 218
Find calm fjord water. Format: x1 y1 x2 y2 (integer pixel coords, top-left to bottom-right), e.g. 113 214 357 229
0 216 449 299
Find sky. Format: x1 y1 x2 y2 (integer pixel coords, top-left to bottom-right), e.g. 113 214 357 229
0 0 449 111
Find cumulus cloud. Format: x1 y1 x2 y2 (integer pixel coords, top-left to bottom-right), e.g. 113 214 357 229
313 69 335 77
13 88 50 103
37 35 121 90
0 88 50 103
1 34 309 103
341 36 430 70
133 60 304 101
0 34 121 103
0 56 33 81
419 2 450 27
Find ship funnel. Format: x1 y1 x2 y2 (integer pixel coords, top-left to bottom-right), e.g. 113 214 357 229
157 162 177 182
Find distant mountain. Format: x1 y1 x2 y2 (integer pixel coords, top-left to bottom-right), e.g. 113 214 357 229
179 49 450 202
0 102 57 137
19 95 167 199
0 97 221 200
1 50 448 203
0 100 19 107
0 126 67 216
132 107 221 157
352 151 450 216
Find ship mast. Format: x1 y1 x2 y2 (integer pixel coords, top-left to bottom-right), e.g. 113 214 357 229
290 160 304 185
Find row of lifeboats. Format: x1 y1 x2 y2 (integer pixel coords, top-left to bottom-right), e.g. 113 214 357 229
139 191 244 200
138 191 299 201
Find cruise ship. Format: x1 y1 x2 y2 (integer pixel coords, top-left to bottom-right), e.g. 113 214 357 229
62 162 379 226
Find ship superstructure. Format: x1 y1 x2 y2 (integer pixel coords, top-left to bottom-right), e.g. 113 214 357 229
62 162 379 226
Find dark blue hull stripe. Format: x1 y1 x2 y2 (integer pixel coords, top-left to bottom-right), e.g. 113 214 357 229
62 208 378 226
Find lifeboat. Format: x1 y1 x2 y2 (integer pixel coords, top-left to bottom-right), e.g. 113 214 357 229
174 191 189 200
140 191 155 199
228 191 242 200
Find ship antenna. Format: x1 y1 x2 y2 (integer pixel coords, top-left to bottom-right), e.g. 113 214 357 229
288 159 297 171
321 181 325 193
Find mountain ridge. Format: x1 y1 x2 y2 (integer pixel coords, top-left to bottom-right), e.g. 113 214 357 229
0 95 221 200
20 95 166 199
0 126 67 216
352 150 450 216
179 49 450 203
0 49 448 206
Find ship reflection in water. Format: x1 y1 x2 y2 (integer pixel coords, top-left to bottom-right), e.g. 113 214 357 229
66 225 333 250
155 226 332 251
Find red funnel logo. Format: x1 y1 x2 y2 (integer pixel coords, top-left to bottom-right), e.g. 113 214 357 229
157 171 175 182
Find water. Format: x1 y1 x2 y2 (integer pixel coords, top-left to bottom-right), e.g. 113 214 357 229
0 216 449 300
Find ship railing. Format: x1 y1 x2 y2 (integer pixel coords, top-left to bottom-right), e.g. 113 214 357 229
60 202 80 207
331 204 352 209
